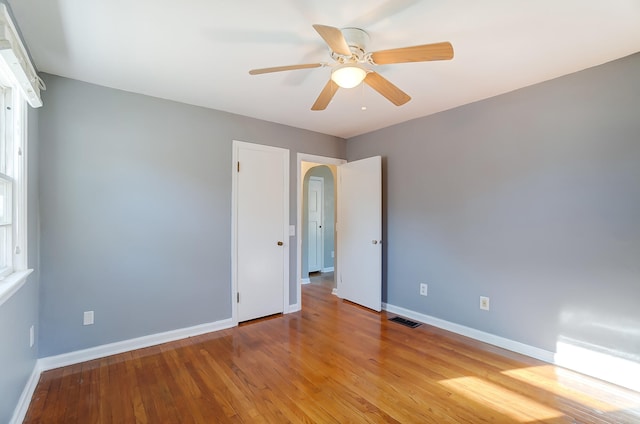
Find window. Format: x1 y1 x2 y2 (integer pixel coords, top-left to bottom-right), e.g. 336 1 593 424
0 4 42 305
0 82 24 279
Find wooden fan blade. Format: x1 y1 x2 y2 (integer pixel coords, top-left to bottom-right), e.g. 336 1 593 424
311 80 339 111
370 42 454 65
249 63 323 75
312 24 352 56
364 72 411 106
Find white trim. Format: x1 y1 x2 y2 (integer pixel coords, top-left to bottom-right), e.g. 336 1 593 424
232 140 290 322
0 268 32 306
383 302 555 363
12 94 27 271
9 363 40 424
288 303 301 313
38 318 234 371
296 153 346 310
321 267 334 273
301 277 310 284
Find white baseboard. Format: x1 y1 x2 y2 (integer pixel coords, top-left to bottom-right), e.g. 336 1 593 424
383 303 640 393
288 303 301 313
383 303 556 364
321 267 334 273
38 318 234 372
301 278 310 284
10 363 41 424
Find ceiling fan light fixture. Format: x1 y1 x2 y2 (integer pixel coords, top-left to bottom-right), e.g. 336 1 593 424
331 65 367 89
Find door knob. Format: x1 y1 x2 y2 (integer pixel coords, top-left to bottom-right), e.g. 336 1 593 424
372 240 378 244
277 241 284 246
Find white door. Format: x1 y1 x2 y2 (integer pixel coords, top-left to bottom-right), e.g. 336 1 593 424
308 176 323 272
337 156 382 312
233 141 289 322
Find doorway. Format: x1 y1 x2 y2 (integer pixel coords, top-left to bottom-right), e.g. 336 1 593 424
303 167 334 285
232 147 381 320
307 173 335 288
296 154 382 312
295 154 346 310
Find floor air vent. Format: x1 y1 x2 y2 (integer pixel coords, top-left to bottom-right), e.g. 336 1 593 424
389 316 421 328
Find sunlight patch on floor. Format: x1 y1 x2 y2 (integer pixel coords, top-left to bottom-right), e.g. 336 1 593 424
500 365 626 413
440 376 562 422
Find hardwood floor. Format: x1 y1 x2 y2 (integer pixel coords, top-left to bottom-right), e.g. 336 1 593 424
25 284 640 423
308 271 334 289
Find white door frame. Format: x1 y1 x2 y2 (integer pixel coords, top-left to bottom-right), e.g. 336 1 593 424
295 153 346 311
232 140 290 325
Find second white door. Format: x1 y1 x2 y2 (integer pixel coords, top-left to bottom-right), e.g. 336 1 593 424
308 176 323 272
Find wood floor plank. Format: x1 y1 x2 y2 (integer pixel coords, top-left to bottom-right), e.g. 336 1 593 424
24 283 640 423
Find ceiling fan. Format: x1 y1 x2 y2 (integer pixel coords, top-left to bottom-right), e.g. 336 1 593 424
249 24 454 111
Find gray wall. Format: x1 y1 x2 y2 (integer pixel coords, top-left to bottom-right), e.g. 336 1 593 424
0 106 40 424
301 165 336 277
0 1 40 421
347 53 640 362
0 278 39 423
38 74 345 356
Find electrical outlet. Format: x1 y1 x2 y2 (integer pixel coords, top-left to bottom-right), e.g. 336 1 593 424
29 325 34 347
83 311 94 325
480 296 490 311
420 283 428 296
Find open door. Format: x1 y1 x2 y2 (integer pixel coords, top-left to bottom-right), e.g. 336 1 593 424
337 156 382 312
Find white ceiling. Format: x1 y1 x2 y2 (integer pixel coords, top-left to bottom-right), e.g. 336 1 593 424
8 0 640 138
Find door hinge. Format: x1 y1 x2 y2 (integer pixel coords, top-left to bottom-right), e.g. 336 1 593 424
237 161 240 172
237 292 240 303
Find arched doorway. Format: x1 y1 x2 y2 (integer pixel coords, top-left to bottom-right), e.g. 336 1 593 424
301 164 336 289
